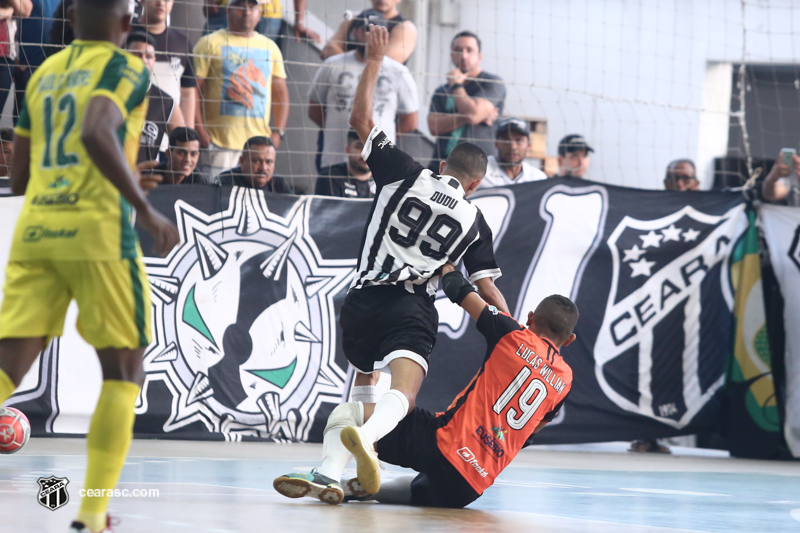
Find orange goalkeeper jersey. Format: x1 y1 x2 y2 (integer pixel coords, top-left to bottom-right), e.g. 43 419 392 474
435 305 573 494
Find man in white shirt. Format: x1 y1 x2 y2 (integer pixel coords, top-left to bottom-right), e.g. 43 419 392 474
308 9 418 174
479 116 546 188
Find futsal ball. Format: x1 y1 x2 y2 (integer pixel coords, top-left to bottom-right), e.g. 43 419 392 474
0 406 31 454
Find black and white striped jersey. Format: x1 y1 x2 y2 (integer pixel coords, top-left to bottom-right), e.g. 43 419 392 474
350 126 501 297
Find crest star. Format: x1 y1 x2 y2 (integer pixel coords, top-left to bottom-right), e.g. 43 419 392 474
623 244 646 262
661 224 682 242
630 257 657 278
640 230 663 248
683 228 701 242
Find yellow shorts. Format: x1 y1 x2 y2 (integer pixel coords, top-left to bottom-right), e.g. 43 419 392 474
0 259 152 349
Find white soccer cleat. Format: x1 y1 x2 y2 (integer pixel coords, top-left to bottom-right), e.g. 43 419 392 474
273 469 344 505
340 426 381 494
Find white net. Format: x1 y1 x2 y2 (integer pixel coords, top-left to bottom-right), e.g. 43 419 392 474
2 0 800 193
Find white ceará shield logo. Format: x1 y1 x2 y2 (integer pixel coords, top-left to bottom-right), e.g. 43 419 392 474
595 204 745 429
140 189 355 441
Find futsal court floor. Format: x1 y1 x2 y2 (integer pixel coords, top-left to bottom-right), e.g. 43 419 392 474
1 438 799 532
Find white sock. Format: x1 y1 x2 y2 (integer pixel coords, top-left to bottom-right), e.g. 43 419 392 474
317 402 364 481
360 389 409 444
351 385 377 404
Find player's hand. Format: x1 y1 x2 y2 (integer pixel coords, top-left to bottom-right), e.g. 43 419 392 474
447 68 467 87
136 160 164 194
365 24 389 62
441 263 456 276
793 154 800 179
138 206 180 258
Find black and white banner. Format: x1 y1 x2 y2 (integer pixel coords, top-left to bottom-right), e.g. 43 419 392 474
3 180 752 445
760 205 800 457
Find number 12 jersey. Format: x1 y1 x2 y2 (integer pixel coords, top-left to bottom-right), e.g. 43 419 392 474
352 127 501 297
13 40 150 262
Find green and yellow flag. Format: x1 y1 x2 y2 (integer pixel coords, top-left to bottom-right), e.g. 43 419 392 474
726 207 782 458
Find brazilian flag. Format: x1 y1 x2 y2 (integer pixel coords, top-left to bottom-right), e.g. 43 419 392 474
725 207 783 458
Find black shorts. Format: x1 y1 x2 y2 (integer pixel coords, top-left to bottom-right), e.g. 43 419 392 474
376 408 480 509
340 285 438 374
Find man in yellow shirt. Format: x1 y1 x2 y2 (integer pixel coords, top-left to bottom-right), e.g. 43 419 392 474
0 1 179 531
194 0 290 177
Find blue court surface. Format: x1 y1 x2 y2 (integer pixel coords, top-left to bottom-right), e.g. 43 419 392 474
1 438 799 532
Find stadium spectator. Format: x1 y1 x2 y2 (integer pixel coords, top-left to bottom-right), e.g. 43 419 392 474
47 0 73 53
663 159 699 191
194 0 289 178
203 0 320 44
0 0 32 120
13 0 59 121
309 10 417 174
315 130 375 198
553 134 593 179
150 128 211 185
17 0 58 69
479 117 546 188
127 32 185 164
133 0 197 127
762 151 800 206
428 30 505 162
217 136 293 193
321 0 416 64
0 127 12 177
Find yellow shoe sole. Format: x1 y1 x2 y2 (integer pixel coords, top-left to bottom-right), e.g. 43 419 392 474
340 426 381 494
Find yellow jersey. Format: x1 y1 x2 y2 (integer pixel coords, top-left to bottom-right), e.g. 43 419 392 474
12 40 150 261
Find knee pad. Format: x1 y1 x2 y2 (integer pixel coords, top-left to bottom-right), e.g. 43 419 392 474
324 401 364 434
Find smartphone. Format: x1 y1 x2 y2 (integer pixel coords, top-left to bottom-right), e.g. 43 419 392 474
780 147 796 167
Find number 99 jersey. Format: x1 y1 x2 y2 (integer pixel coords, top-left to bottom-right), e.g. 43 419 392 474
351 127 501 297
12 40 150 262
435 305 573 495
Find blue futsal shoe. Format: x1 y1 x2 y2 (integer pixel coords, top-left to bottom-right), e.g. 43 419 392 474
273 469 344 505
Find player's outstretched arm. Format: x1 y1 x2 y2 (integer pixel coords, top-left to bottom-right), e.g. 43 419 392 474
474 277 510 315
9 134 30 195
349 24 388 142
441 264 486 321
82 96 179 257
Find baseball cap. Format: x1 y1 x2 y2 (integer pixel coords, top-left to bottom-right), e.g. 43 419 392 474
496 117 530 138
350 9 389 31
558 134 594 156
229 0 263 5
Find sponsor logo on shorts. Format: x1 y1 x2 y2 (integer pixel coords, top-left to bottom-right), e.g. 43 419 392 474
22 226 78 242
488 305 499 315
475 426 505 458
456 446 488 478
